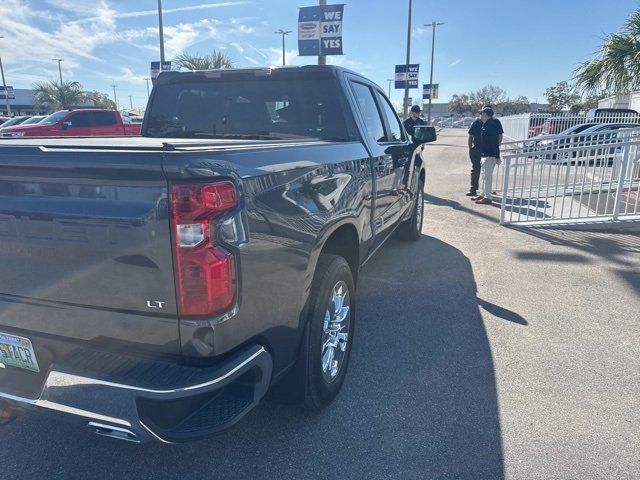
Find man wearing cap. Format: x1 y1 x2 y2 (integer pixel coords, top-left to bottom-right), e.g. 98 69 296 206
403 105 426 138
472 106 504 205
466 116 483 197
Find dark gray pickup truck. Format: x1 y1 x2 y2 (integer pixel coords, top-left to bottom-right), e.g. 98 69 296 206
0 66 435 443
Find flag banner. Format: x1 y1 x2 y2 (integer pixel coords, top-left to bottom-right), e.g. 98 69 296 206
423 83 439 100
0 86 15 100
298 4 344 56
395 64 419 89
151 61 172 80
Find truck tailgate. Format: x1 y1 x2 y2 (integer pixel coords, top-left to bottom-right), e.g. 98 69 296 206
0 145 179 356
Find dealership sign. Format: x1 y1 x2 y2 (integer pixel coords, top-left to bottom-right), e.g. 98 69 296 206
423 83 439 100
395 65 419 89
298 4 344 56
150 61 172 79
0 86 15 100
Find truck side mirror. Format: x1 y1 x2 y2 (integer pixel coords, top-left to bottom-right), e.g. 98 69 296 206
413 125 437 144
61 121 72 130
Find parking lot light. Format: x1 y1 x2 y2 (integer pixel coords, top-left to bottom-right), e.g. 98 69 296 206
52 58 63 84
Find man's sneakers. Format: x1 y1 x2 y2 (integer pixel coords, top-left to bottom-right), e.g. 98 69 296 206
468 191 494 204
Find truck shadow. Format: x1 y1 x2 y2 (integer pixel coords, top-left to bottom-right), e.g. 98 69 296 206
1 235 505 480
350 234 505 478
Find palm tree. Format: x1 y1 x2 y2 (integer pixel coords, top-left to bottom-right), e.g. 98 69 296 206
173 50 234 71
575 10 640 94
32 80 87 111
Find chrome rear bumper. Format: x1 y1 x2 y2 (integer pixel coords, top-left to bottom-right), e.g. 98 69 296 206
0 344 272 443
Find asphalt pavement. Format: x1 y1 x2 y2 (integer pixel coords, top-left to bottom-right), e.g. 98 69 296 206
2 129 639 479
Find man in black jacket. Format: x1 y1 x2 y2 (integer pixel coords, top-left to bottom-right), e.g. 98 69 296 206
403 105 426 137
467 117 483 196
472 106 504 205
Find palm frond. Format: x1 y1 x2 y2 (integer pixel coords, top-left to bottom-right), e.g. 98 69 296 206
174 50 235 71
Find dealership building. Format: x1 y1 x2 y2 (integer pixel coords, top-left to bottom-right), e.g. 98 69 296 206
0 88 96 116
0 88 40 116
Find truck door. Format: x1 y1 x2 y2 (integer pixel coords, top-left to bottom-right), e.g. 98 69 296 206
92 111 119 136
348 80 411 247
60 111 94 136
374 90 414 227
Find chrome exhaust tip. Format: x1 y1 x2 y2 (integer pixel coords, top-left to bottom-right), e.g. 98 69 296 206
88 422 140 443
0 401 18 426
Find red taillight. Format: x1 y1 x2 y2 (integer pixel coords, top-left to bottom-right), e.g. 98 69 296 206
171 181 237 317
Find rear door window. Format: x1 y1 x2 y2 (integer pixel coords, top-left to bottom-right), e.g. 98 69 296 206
376 92 405 142
93 111 117 126
68 111 94 127
350 82 386 143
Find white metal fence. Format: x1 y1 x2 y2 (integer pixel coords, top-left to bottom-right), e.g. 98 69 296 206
499 112 640 141
499 113 532 141
496 128 640 225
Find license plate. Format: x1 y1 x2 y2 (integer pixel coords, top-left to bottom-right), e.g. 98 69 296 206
0 332 40 373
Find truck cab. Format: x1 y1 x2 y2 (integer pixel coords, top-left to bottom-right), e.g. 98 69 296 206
0 109 141 137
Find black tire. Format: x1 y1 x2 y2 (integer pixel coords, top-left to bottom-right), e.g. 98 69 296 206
397 177 425 241
300 254 356 411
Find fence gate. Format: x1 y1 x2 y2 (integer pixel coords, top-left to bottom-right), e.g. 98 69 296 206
497 128 640 225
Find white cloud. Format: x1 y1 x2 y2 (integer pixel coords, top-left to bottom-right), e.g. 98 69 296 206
0 0 263 90
413 27 427 38
449 59 461 67
107 67 147 85
0 0 113 68
73 1 255 22
237 24 254 34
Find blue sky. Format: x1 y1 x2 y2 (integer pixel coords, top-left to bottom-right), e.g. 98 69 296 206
1 0 638 109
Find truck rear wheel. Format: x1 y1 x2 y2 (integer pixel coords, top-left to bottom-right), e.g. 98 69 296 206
301 254 356 410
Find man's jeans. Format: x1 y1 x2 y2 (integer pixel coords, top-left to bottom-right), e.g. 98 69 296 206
481 156 499 198
470 149 482 192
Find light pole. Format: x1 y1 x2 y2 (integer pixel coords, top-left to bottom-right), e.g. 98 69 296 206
0 36 11 116
275 29 292 66
318 0 327 65
387 79 394 99
402 0 414 118
424 21 444 124
111 84 118 110
128 95 133 109
144 78 151 98
52 58 63 84
157 0 165 63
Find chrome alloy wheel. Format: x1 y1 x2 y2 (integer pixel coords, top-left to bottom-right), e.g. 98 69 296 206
321 281 351 383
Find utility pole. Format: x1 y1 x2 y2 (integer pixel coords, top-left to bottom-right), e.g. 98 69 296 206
387 79 394 99
318 0 327 65
144 78 151 98
128 95 133 109
424 21 444 124
157 0 165 63
0 36 11 116
111 84 118 110
402 0 413 118
275 29 292 66
52 58 63 84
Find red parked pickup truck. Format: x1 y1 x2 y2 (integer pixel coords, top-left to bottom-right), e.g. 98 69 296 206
0 109 141 137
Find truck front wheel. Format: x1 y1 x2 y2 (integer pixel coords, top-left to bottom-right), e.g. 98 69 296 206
397 177 425 241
